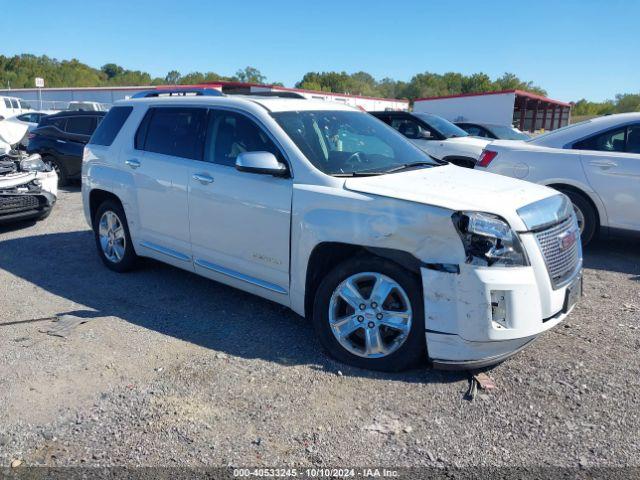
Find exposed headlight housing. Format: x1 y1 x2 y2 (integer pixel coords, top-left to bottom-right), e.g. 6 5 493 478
20 156 49 172
453 211 529 267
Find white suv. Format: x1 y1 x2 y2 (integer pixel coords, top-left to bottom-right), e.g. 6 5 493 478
82 91 582 371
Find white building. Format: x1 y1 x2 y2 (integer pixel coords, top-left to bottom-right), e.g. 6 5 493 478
413 90 571 132
0 82 409 112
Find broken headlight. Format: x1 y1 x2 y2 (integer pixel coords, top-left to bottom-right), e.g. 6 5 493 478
452 212 529 267
20 156 48 172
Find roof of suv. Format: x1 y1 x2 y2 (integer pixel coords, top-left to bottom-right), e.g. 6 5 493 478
121 95 357 113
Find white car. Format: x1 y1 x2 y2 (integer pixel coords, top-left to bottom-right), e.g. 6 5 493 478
4 111 54 130
371 111 491 168
477 113 640 245
83 91 582 371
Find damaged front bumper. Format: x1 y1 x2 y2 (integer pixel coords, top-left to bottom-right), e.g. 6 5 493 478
0 171 58 224
421 255 582 370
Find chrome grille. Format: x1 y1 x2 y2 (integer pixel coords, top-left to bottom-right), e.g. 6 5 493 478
535 215 582 289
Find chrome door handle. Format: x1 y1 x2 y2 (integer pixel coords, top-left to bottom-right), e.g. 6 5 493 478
125 159 141 169
589 160 617 169
193 173 214 184
56 139 66 144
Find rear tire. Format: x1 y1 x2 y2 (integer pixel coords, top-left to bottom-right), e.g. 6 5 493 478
312 256 426 372
560 190 597 246
93 200 138 272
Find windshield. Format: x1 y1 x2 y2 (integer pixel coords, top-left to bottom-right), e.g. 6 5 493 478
413 113 469 138
272 110 440 175
489 125 530 140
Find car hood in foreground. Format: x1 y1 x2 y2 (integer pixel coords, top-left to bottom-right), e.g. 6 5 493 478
344 164 558 231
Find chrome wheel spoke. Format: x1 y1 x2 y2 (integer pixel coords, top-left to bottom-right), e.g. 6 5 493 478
379 311 411 332
370 276 395 305
332 316 361 338
364 326 385 356
338 280 365 309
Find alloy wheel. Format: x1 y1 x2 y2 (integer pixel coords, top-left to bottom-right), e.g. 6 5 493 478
98 210 126 263
328 272 412 359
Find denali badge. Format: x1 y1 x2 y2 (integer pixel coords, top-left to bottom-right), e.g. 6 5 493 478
558 229 577 251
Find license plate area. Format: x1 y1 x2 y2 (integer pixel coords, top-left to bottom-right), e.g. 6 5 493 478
563 273 582 314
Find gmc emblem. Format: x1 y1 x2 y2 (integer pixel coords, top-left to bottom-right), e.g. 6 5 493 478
558 230 577 251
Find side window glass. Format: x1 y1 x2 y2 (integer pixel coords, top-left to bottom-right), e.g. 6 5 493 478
141 107 207 160
466 126 484 137
51 118 67 130
10 99 19 108
574 128 626 152
65 116 97 136
390 118 427 140
4 99 11 108
626 125 640 154
205 110 281 166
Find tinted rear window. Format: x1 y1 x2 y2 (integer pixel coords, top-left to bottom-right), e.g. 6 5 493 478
65 116 98 135
135 107 206 160
90 107 132 146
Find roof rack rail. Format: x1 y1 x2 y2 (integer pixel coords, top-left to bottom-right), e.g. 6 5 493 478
132 88 224 98
237 91 306 99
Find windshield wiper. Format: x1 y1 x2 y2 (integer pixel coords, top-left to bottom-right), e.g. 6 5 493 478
381 161 440 174
332 171 386 177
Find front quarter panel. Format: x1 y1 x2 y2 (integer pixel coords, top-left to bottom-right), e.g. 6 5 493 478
289 183 463 316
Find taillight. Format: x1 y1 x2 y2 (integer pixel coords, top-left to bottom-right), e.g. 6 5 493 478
477 150 497 167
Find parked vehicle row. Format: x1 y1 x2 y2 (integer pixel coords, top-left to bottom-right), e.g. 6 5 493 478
81 92 583 371
371 111 490 168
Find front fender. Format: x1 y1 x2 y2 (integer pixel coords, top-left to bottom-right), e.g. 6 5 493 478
289 184 463 316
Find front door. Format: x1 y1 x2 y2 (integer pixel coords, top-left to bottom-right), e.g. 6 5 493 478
188 109 292 302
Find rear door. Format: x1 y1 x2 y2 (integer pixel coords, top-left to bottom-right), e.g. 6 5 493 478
59 115 98 177
129 106 207 268
188 108 292 302
577 124 640 231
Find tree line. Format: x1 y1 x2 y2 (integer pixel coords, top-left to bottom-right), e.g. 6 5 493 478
0 54 637 113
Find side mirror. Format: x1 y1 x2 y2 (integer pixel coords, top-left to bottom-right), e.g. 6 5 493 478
418 130 433 140
235 151 288 177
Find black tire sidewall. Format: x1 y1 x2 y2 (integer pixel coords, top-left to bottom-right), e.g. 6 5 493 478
93 200 137 272
562 191 597 246
312 256 426 372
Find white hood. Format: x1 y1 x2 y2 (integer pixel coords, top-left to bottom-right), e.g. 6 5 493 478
0 120 29 146
344 164 559 231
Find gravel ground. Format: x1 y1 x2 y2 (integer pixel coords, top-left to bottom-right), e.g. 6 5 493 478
0 187 639 470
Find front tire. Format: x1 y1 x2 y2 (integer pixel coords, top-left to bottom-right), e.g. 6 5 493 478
312 256 426 372
560 190 597 246
93 200 138 272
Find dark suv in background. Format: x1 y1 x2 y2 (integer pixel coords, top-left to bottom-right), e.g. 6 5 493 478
27 111 106 185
